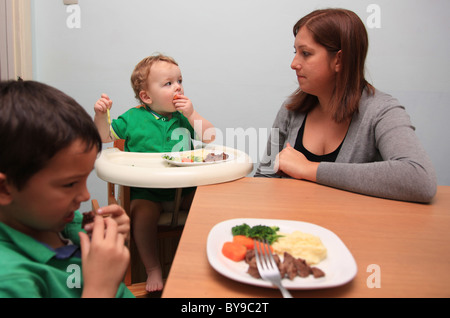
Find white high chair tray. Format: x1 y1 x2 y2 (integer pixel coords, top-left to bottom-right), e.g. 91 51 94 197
95 145 253 188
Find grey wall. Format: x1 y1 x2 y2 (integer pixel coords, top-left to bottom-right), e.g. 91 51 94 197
31 0 450 211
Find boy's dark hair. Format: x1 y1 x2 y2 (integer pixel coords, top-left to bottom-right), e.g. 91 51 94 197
0 80 102 190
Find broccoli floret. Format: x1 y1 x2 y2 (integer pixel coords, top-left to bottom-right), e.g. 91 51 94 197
231 224 282 244
231 223 251 236
248 225 281 244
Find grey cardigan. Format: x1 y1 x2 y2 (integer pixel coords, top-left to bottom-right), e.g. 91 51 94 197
254 89 437 203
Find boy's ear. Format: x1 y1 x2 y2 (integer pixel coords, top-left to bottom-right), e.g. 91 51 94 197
139 90 152 105
0 174 13 205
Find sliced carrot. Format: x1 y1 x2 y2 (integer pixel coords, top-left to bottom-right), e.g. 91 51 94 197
173 94 181 100
254 241 274 254
182 157 193 162
222 241 247 262
233 235 254 250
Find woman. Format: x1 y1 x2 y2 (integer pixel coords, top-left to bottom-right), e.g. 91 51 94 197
255 9 436 203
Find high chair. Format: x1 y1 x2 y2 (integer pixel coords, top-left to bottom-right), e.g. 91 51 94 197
106 139 188 291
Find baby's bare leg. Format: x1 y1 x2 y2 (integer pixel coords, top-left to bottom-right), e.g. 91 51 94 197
131 199 163 292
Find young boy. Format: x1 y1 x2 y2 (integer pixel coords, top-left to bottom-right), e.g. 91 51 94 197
0 80 133 298
94 54 216 292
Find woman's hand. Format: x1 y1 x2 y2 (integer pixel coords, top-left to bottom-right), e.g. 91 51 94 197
275 143 319 182
79 215 130 298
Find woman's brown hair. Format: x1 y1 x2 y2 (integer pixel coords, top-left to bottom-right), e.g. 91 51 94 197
286 8 374 122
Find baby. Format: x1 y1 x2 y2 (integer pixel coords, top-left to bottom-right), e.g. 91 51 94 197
94 54 215 292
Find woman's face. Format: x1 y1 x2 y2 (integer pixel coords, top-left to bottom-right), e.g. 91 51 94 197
291 26 340 99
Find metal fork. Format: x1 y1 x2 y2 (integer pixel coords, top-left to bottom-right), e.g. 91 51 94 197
254 239 293 298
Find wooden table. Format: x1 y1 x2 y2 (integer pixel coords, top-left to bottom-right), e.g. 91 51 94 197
162 177 450 298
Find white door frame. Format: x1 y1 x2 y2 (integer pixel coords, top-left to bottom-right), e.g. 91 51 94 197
0 0 32 81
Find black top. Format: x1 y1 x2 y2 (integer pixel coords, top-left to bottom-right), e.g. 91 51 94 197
294 115 344 162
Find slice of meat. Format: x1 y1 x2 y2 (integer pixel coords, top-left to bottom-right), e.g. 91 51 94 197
81 211 95 228
311 267 325 278
204 152 229 162
244 249 325 281
294 257 311 277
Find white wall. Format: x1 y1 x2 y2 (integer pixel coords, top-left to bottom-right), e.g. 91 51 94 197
31 0 450 211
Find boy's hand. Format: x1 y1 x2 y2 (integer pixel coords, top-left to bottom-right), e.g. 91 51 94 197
173 94 194 118
83 204 130 241
79 215 130 298
94 93 112 115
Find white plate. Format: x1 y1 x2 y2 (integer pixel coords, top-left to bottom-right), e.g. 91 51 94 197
206 218 357 290
162 150 234 167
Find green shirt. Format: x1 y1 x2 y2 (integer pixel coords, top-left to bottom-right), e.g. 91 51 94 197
111 105 196 201
0 212 134 298
111 105 195 153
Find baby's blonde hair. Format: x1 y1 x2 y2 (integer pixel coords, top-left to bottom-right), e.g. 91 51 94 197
130 53 178 102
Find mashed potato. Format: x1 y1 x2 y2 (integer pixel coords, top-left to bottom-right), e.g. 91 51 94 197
272 231 327 265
